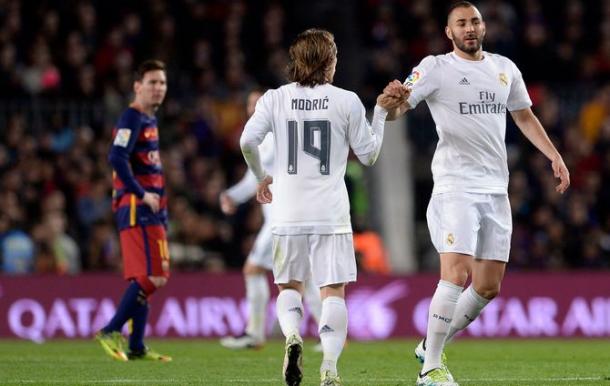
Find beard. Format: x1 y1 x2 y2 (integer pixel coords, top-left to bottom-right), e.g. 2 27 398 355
454 35 483 54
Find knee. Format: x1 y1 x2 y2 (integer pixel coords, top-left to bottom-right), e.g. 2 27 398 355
278 280 303 294
149 276 168 288
442 266 469 287
134 276 168 296
320 283 345 300
440 255 471 287
474 283 501 300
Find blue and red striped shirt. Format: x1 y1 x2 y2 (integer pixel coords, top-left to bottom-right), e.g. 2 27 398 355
109 107 167 231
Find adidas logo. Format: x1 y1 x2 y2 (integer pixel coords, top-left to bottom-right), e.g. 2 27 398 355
288 307 303 317
459 77 470 85
319 324 335 334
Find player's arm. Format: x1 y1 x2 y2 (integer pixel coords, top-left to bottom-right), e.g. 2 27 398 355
225 171 258 205
385 100 410 121
510 107 570 194
240 134 273 204
220 170 258 215
239 92 273 203
348 97 390 166
223 136 273 212
240 127 268 182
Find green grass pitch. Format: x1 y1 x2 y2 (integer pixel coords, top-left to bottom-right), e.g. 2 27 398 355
0 339 609 385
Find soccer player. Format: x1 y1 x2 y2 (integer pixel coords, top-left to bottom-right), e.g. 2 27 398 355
382 2 570 385
240 28 398 386
95 59 171 362
220 90 323 350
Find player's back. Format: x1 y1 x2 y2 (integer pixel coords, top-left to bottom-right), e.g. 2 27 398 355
266 83 357 235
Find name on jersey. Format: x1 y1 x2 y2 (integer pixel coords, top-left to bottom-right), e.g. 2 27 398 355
458 90 507 115
291 97 329 111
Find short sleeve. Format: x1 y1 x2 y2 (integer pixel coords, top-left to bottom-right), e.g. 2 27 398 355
406 55 440 108
506 61 532 111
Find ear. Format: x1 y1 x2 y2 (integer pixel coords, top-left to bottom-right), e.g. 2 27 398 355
445 26 453 41
133 80 140 94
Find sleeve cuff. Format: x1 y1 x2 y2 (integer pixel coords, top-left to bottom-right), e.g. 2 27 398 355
135 187 146 199
255 171 269 182
374 104 389 117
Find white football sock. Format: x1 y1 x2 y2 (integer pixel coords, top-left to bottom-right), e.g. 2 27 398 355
445 285 490 343
422 280 463 374
303 279 322 324
276 288 303 338
244 273 270 342
318 296 347 376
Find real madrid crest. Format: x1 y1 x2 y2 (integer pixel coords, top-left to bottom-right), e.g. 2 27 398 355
446 233 455 245
499 73 508 86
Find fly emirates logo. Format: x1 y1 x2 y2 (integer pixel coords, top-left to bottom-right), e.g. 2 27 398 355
459 90 507 115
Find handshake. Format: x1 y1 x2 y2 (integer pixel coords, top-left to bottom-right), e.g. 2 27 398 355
376 80 411 112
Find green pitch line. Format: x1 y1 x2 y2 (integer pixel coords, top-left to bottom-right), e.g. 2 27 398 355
0 339 609 385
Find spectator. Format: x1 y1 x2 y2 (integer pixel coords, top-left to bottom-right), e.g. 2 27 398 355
0 215 35 274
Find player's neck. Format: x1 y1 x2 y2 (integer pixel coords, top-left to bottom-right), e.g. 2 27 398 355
453 48 484 61
130 101 156 117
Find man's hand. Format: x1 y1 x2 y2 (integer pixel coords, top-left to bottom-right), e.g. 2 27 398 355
383 79 411 100
377 79 411 120
552 155 570 194
377 93 406 110
219 192 237 215
142 192 160 213
256 175 273 204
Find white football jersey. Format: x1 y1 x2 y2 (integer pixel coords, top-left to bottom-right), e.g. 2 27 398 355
406 51 532 194
242 82 382 235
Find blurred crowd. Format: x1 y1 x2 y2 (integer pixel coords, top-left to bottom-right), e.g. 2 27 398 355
0 0 608 274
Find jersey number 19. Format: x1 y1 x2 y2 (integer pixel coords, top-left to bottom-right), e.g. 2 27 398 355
287 120 331 175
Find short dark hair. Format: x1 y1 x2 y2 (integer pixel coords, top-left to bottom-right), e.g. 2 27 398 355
447 1 477 23
135 59 166 81
286 28 337 87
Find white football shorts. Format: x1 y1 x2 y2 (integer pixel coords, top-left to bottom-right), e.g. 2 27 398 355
426 192 512 262
272 233 357 287
246 220 273 270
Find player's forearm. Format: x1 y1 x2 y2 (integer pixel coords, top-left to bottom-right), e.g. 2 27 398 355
355 105 388 166
240 137 267 181
108 151 146 198
385 101 410 121
516 112 562 161
225 170 258 203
